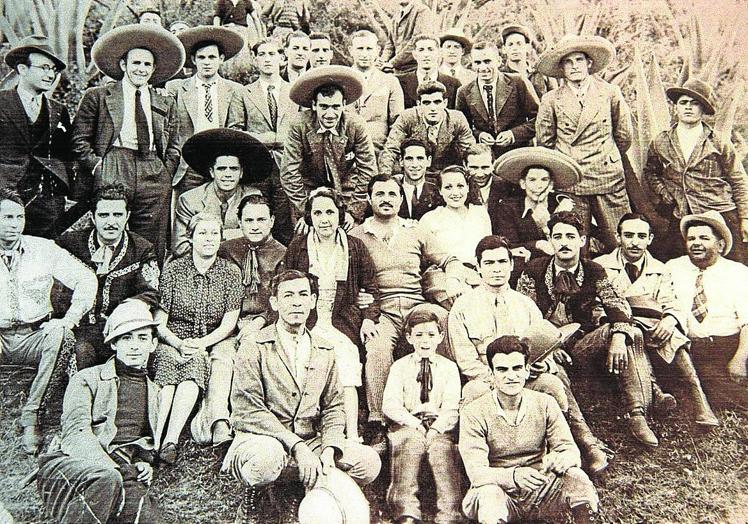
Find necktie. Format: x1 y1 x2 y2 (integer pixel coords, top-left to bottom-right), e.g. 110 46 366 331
204 82 215 122
267 84 278 131
692 269 708 322
91 245 114 275
410 187 419 217
625 262 640 283
416 357 433 403
483 84 495 126
323 132 338 187
450 67 456 77
134 88 150 156
25 96 41 120
242 245 261 293
427 125 439 148
554 270 580 297
1 250 14 270
220 200 229 222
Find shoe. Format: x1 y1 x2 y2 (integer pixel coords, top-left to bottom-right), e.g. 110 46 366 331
212 420 233 446
652 386 677 417
571 503 599 523
673 349 719 427
21 425 42 455
584 443 611 476
235 486 260 524
627 411 658 448
395 517 422 524
159 442 179 465
365 423 388 456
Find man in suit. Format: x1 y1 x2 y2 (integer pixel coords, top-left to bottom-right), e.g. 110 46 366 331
309 32 334 68
464 144 514 233
166 26 247 201
500 23 551 103
0 36 73 238
397 138 441 220
438 28 476 86
397 34 461 109
456 41 538 159
72 24 185 263
280 30 310 83
536 35 633 251
281 66 377 227
382 0 437 74
379 81 475 176
348 29 405 153
221 269 380 522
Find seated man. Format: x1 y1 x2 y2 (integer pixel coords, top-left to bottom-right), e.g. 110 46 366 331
666 211 748 414
595 213 718 427
464 144 515 232
37 300 163 523
173 128 277 257
57 184 160 370
396 138 442 220
382 309 463 524
221 270 381 522
0 188 97 453
516 211 661 448
459 335 599 524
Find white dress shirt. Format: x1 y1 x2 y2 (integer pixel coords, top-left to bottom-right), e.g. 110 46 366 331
402 180 425 215
16 85 42 121
119 78 153 150
277 324 312 385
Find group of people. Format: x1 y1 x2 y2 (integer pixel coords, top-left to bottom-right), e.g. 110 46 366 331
2 2 748 523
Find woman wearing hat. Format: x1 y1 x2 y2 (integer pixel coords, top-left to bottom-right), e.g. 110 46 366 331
645 78 748 264
153 212 243 461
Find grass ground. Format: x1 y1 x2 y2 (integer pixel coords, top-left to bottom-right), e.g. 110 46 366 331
2 365 748 524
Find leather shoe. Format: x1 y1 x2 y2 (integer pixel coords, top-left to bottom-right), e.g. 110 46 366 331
159 442 179 465
212 420 233 446
627 412 658 448
21 425 42 455
584 445 610 476
395 517 422 524
652 389 677 417
365 423 388 456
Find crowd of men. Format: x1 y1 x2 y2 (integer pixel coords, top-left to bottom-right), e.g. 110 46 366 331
2 2 748 523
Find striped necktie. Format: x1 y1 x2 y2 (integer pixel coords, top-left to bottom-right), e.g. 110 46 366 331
204 82 215 123
692 269 708 322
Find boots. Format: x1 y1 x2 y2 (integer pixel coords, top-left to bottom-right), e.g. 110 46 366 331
566 397 610 475
571 503 599 524
235 486 261 524
673 349 719 427
651 381 677 417
627 408 658 448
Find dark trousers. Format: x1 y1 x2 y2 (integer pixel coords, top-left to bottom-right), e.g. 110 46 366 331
691 334 748 412
73 321 107 370
24 193 66 238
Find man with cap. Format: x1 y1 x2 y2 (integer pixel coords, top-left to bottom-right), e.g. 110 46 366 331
536 35 633 252
72 24 185 264
281 65 377 227
381 0 437 74
500 23 551 103
166 25 247 201
438 28 476 86
36 299 164 524
456 41 538 160
0 188 97 454
397 34 461 110
348 28 405 153
57 184 161 371
173 128 283 256
595 213 719 427
0 35 73 238
666 211 748 414
645 78 748 264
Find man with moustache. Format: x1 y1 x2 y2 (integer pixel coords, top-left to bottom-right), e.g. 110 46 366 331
280 30 310 82
57 184 160 370
397 34 461 109
666 211 748 414
438 28 476 86
396 139 442 220
499 24 551 103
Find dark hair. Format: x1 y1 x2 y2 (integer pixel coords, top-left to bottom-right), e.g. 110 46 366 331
475 235 513 264
436 165 482 206
304 187 346 227
252 38 279 55
313 84 345 103
190 40 225 59
520 164 552 180
400 138 431 158
412 33 440 49
0 188 25 209
404 308 442 334
486 335 529 369
92 183 130 213
617 212 653 234
284 30 310 48
237 193 273 221
464 143 493 162
270 269 318 297
309 32 332 44
472 41 500 55
502 30 531 44
548 210 586 236
367 174 402 196
416 80 447 99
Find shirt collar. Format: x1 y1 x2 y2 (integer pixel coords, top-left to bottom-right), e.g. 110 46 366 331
416 68 438 84
676 121 704 137
553 259 580 276
412 351 437 363
197 76 220 88
521 196 549 218
568 76 591 98
277 322 310 347
16 84 41 104
493 390 527 426
617 249 645 272
122 76 147 94
1 237 24 256
361 216 409 237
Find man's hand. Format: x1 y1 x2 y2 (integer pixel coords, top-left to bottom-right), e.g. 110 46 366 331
727 357 747 382
237 317 265 344
425 428 440 445
542 452 575 475
180 339 202 359
41 318 74 336
343 212 355 232
135 462 154 485
478 132 496 145
495 131 515 147
357 290 375 310
319 446 336 477
360 318 379 344
555 197 575 213
607 334 628 374
740 218 748 242
650 315 677 344
536 240 554 255
294 219 310 235
511 246 531 262
294 443 322 488
513 467 547 491
553 349 573 366
529 360 550 375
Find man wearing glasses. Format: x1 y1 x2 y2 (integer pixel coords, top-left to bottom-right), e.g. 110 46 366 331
0 36 73 238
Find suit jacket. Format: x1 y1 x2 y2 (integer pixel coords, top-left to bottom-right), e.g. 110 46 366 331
165 75 246 186
379 107 475 176
455 74 538 158
482 176 519 234
397 177 442 220
439 64 477 86
536 77 633 196
381 0 437 73
71 81 181 178
397 71 461 109
280 110 377 220
349 69 405 151
0 89 73 191
230 323 346 453
492 194 562 251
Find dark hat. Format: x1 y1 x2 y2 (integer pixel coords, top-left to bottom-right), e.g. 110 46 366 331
92 24 185 85
493 147 582 190
289 65 364 108
536 34 616 78
439 28 472 51
626 295 663 320
177 26 245 60
666 78 716 116
5 35 66 71
521 320 580 365
501 24 534 45
680 210 732 255
182 128 274 184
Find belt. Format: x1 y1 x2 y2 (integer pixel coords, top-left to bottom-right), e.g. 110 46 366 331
0 315 51 333
691 334 739 345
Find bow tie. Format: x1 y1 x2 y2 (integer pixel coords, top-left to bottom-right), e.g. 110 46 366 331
91 245 114 275
554 270 581 297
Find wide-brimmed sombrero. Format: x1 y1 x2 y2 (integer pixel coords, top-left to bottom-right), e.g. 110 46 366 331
289 65 364 108
5 35 66 71
666 78 716 116
182 128 274 184
521 319 580 365
92 24 185 85
297 468 371 524
501 24 534 45
439 28 472 51
177 25 245 60
680 210 733 255
493 147 582 190
536 34 615 78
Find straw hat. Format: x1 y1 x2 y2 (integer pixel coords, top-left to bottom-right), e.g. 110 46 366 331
289 65 364 108
521 319 580 365
493 147 582 190
297 468 370 524
680 210 732 255
439 28 473 51
536 34 615 78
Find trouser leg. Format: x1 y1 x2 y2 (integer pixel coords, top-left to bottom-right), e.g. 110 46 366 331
462 484 512 524
672 347 718 424
113 471 163 524
691 335 748 412
191 338 237 445
24 193 66 239
426 432 463 523
336 439 382 486
534 467 599 520
224 433 289 487
590 188 631 252
386 426 425 520
73 322 106 370
720 209 748 265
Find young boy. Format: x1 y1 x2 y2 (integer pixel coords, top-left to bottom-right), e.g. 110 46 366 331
382 309 463 524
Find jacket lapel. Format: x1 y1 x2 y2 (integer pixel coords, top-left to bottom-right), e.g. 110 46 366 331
685 128 720 169
248 81 273 127
306 124 327 178
6 90 31 145
493 73 515 117
150 88 167 152
181 76 200 128
274 328 302 390
46 98 61 138
217 78 231 126
467 81 489 123
572 79 604 143
105 83 125 139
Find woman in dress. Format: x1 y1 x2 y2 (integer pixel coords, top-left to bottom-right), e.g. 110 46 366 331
153 213 243 462
284 187 379 441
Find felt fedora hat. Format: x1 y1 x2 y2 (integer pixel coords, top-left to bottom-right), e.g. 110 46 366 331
666 78 716 116
501 24 534 45
680 210 733 255
536 34 615 78
182 128 275 184
5 35 66 71
178 25 245 60
104 299 160 344
289 65 365 108
493 147 582 190
626 295 664 320
92 24 186 85
297 468 370 524
439 28 473 51
521 319 580 365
